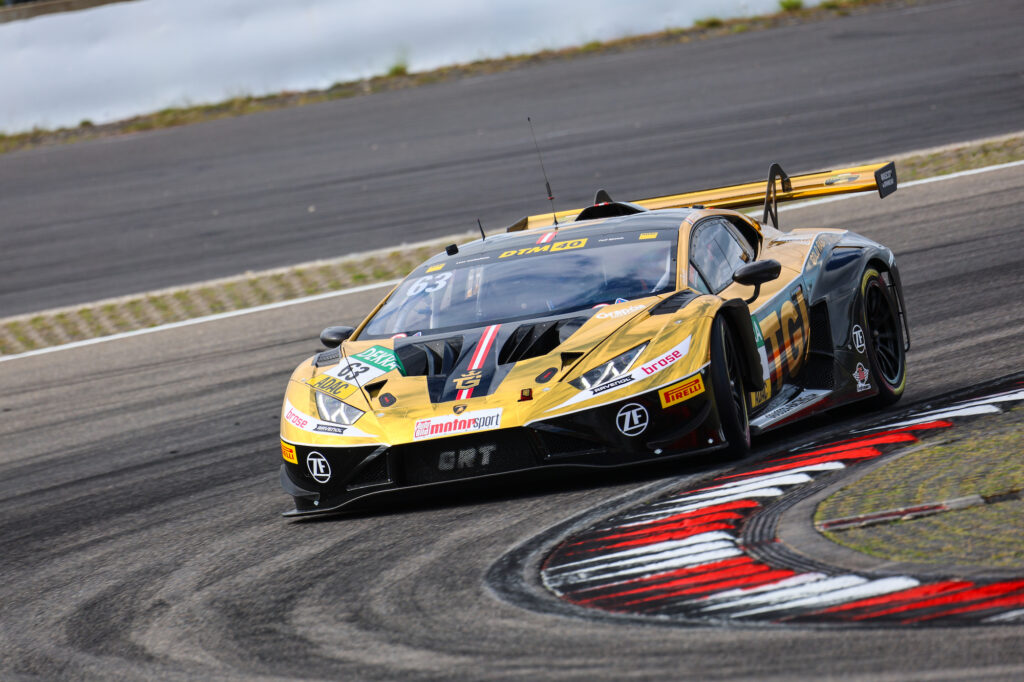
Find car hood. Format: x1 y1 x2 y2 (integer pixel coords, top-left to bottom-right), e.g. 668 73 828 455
281 293 719 446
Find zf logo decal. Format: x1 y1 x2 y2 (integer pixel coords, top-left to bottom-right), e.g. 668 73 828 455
306 451 331 483
616 403 649 437
852 325 866 353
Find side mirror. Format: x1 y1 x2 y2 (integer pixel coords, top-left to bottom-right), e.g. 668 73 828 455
319 325 355 348
732 259 781 303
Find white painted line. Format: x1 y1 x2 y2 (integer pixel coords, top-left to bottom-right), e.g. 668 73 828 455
546 532 733 572
5 157 1023 364
0 279 401 364
556 546 745 586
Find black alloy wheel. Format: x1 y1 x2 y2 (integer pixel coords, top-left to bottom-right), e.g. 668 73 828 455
710 316 751 458
859 267 906 406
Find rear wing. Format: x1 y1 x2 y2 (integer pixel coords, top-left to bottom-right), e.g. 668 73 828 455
508 161 897 231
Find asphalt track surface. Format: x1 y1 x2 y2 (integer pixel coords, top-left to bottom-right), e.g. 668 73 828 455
1 165 1023 680
2 0 1024 317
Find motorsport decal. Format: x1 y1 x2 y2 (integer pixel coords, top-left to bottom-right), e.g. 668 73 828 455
326 345 399 385
413 407 503 441
638 232 658 240
749 388 830 429
456 324 501 401
551 336 692 411
281 441 297 464
659 374 705 408
537 382 1024 626
282 399 375 439
499 238 587 259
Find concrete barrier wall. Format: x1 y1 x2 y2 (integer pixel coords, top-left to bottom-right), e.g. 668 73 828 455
0 0 813 133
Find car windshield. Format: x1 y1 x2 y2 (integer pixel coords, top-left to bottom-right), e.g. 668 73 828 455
360 229 677 338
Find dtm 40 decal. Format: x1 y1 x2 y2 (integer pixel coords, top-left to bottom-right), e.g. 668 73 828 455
750 285 810 407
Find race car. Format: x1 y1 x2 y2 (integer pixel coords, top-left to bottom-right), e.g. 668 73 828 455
278 161 908 516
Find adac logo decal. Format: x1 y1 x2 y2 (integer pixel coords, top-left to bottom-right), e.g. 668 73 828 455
499 238 587 259
659 374 705 408
281 441 297 464
616 403 649 437
453 369 483 391
638 232 658 240
306 451 331 483
825 173 860 186
307 374 358 400
426 263 445 273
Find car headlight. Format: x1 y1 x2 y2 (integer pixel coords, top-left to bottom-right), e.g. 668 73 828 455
315 392 365 425
570 343 648 390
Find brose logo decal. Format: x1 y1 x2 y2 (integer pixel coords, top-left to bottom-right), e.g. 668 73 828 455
659 374 705 408
285 408 308 429
281 441 297 464
307 374 358 399
499 238 587 258
413 408 503 441
641 348 684 375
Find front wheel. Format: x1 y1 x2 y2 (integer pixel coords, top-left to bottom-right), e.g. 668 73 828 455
858 267 906 407
710 316 750 459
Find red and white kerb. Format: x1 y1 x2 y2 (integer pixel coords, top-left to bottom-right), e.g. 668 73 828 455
456 324 501 401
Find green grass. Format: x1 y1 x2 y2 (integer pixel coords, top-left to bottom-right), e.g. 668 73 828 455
779 0 804 11
695 17 724 29
817 406 1024 568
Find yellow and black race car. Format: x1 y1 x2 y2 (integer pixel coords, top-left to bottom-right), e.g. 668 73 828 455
279 162 907 516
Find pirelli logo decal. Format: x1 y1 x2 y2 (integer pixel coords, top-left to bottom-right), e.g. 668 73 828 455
499 238 587 258
281 441 298 464
659 374 705 408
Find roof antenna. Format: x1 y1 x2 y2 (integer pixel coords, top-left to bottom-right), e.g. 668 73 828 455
527 117 558 227
476 218 486 241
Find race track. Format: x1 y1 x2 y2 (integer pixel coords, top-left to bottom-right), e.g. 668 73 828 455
1 0 1023 316
1 165 1022 680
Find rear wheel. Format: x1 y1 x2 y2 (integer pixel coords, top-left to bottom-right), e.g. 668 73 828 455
710 316 750 458
858 267 906 407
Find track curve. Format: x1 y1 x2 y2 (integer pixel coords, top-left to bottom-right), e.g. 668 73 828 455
0 165 1022 679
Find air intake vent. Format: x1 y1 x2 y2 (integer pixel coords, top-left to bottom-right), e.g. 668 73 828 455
394 337 463 377
499 317 585 365
649 290 699 315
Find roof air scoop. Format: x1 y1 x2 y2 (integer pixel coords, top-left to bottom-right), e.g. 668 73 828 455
575 189 648 222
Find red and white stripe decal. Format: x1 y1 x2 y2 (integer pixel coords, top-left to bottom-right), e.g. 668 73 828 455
538 385 1024 626
456 324 501 401
536 231 557 244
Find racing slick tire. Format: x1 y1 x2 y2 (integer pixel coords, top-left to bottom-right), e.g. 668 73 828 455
710 315 751 459
858 266 907 407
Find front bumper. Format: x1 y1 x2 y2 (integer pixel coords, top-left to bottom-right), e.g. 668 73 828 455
280 370 726 516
